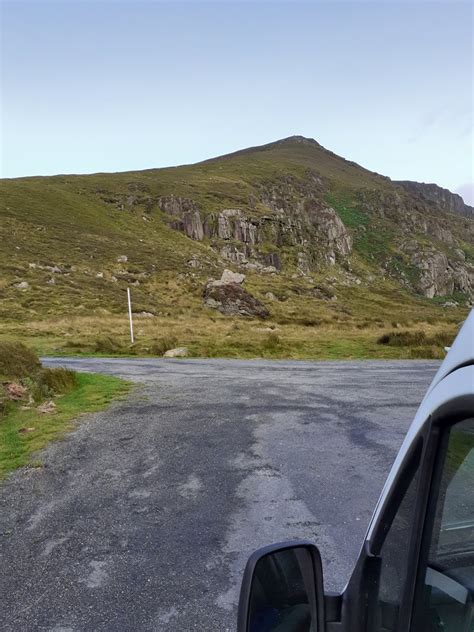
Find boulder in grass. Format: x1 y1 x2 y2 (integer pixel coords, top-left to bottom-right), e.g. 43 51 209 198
163 347 189 358
14 281 29 290
220 269 246 285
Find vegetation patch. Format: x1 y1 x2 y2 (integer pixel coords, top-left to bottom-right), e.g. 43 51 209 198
0 372 130 479
150 336 178 356
0 341 41 380
261 332 281 354
93 336 125 354
325 194 370 228
0 341 130 479
377 330 454 348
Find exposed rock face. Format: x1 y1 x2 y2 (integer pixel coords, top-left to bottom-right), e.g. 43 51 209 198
406 246 474 298
412 251 453 298
154 170 473 301
158 196 204 241
203 280 269 318
396 181 473 218
304 200 352 264
160 181 352 274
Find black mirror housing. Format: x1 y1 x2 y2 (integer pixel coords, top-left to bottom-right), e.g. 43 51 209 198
237 540 325 632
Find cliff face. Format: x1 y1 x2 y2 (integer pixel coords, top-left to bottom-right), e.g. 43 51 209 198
396 181 473 218
151 160 473 301
157 172 352 273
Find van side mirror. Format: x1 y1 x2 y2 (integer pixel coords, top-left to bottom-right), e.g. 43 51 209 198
237 541 325 632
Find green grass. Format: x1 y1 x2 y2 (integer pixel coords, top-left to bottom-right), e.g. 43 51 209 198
325 194 370 229
0 372 130 479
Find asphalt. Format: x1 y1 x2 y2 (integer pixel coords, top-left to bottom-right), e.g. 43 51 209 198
0 358 440 631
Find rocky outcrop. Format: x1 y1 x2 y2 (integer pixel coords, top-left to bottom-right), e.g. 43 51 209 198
304 200 352 264
156 171 472 301
395 181 474 218
158 196 204 241
159 185 352 274
402 244 474 299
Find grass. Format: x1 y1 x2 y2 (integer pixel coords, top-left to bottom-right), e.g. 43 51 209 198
0 372 130 479
0 267 467 361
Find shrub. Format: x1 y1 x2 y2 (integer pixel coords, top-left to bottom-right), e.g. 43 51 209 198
377 330 454 348
429 331 454 347
410 346 445 360
150 337 178 356
262 332 281 351
377 330 427 346
313 284 335 300
39 367 77 395
299 318 322 327
0 341 41 379
93 336 123 354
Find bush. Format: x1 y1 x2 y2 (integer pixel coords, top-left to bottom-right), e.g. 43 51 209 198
313 284 335 300
429 331 454 347
410 346 445 360
377 330 454 348
93 336 123 354
0 341 41 379
377 330 427 346
262 332 281 352
39 367 77 394
150 337 178 356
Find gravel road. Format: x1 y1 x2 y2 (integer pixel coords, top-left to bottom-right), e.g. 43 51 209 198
0 358 439 631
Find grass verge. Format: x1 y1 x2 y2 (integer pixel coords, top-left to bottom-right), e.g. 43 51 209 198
0 372 130 480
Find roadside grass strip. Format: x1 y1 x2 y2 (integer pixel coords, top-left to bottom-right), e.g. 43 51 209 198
0 372 130 479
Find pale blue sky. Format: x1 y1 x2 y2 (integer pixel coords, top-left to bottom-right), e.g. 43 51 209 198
1 1 473 203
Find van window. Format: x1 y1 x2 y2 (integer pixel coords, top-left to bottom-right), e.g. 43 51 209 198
412 418 474 632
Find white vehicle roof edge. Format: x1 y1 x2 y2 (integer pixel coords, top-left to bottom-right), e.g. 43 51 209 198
366 364 474 545
424 307 474 397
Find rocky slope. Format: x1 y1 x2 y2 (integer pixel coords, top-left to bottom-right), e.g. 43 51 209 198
0 136 473 327
396 180 473 218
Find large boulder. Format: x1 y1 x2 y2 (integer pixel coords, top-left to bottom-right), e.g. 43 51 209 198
203 280 269 318
220 269 246 284
163 347 189 358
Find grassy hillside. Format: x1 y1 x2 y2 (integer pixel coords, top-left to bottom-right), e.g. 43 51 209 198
0 136 471 359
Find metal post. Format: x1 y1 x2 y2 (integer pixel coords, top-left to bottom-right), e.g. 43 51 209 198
127 287 134 343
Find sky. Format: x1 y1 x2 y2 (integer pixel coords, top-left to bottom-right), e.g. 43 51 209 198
1 0 473 204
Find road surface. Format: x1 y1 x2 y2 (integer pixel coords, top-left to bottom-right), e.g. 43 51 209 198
0 358 439 631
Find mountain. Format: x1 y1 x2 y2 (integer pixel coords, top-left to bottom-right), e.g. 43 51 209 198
1 136 473 358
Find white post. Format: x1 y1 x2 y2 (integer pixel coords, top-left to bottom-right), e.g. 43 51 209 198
127 287 134 344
